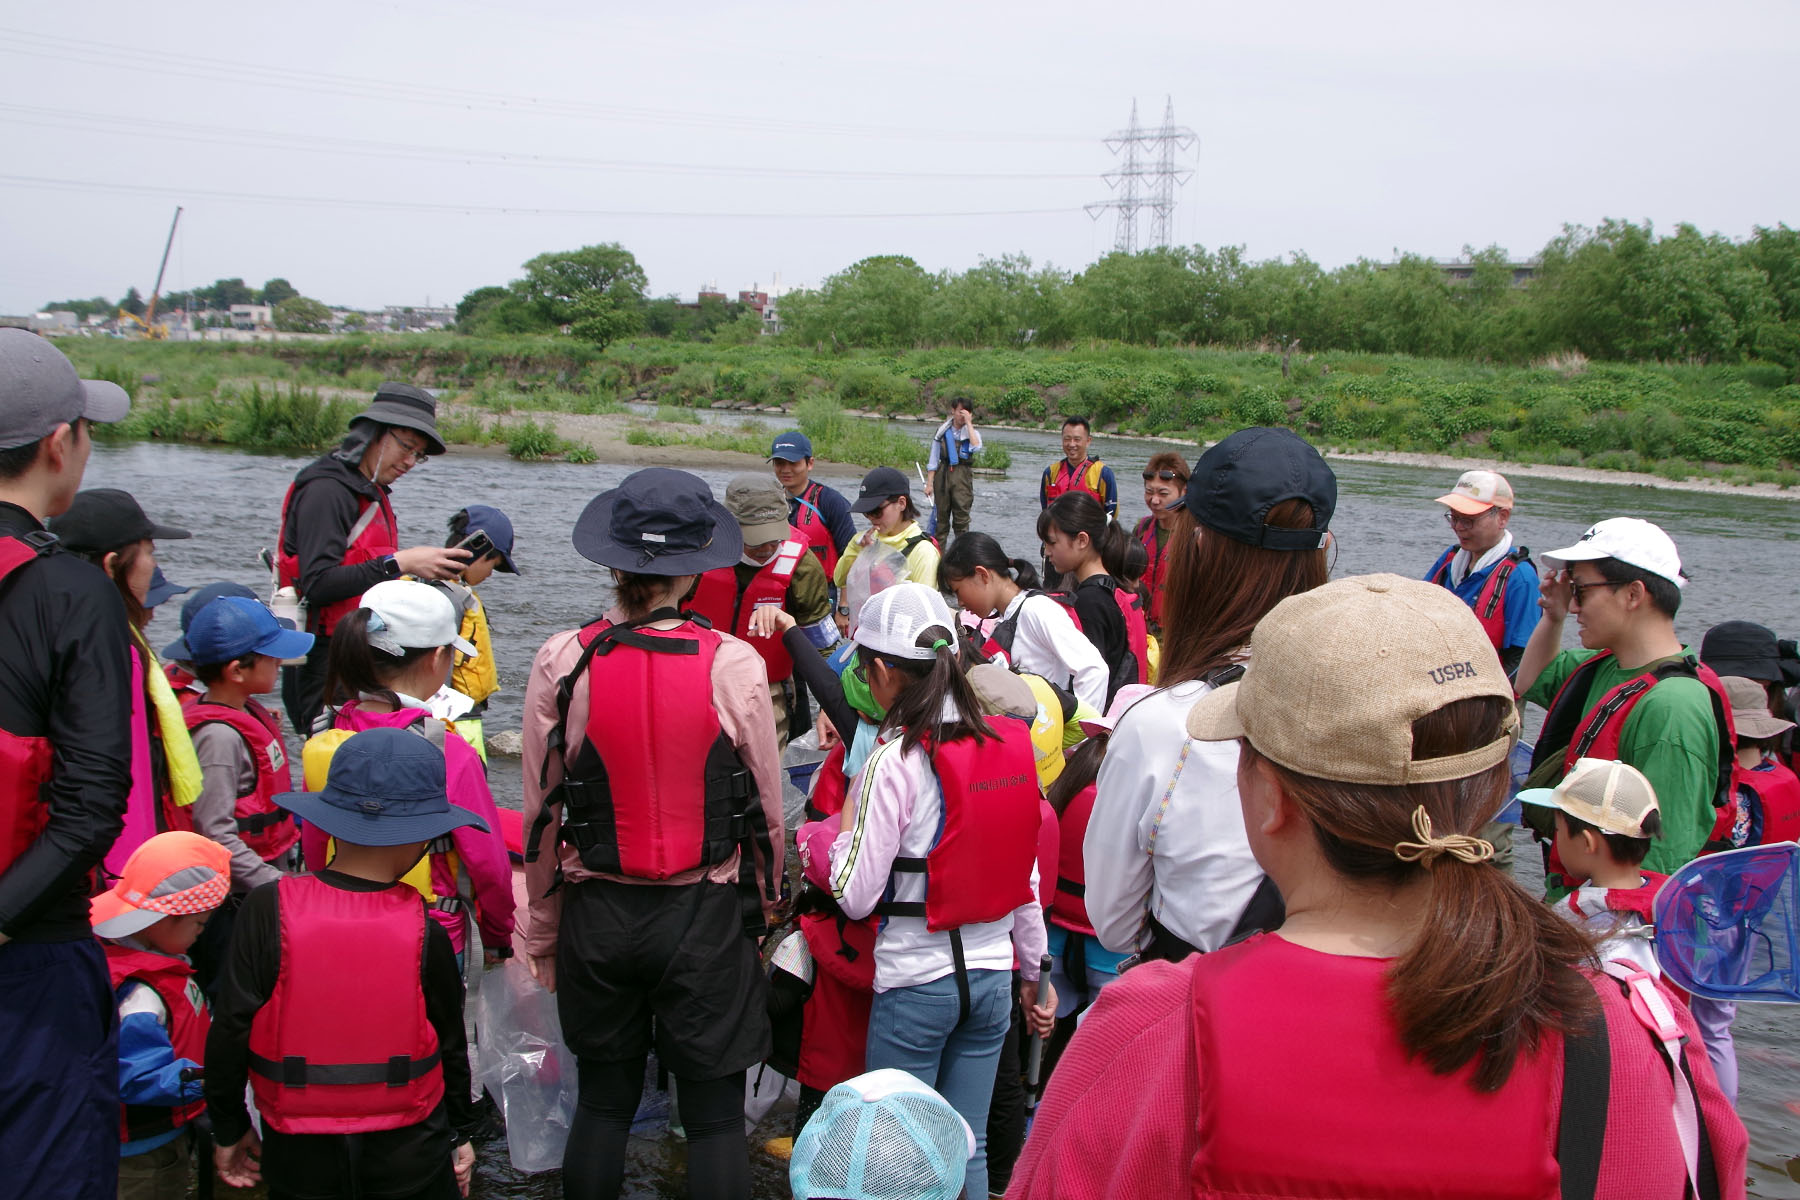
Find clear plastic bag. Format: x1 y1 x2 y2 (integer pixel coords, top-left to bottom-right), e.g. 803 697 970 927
474 959 578 1173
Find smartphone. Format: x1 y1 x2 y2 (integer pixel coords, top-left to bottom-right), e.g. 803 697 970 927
455 530 495 561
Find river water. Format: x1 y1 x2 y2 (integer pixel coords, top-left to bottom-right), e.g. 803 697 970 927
85 427 1800 1198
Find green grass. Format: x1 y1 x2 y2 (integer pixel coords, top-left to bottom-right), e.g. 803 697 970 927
56 333 1800 481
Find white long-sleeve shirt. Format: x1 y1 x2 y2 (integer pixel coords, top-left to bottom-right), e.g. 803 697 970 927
828 731 1047 992
1083 679 1266 955
992 591 1110 715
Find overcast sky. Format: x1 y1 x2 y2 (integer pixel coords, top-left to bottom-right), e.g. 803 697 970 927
3 0 1795 314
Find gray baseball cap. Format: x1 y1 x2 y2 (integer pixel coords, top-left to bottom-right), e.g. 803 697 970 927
0 329 131 451
725 473 792 545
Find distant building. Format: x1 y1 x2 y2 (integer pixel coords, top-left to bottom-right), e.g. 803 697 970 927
31 311 79 333
230 304 273 330
384 305 455 331
1380 259 1539 287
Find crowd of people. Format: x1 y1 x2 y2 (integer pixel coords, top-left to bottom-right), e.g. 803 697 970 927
1 325 1793 1200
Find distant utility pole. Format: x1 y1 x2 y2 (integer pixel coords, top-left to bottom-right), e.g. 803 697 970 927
1085 97 1197 253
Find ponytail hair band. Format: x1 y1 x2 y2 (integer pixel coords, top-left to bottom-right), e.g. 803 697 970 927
1393 806 1494 867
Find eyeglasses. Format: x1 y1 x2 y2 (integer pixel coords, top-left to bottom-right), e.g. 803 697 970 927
388 430 431 464
1443 510 1494 530
1569 578 1627 606
1143 470 1185 482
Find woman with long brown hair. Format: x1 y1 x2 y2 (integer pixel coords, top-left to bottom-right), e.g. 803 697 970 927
1010 576 1746 1198
1083 427 1334 961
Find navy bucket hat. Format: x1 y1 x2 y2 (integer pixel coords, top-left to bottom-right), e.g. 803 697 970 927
273 727 488 848
572 467 741 576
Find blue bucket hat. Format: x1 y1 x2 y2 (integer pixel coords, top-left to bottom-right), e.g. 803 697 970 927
144 566 189 610
572 467 741 576
273 727 489 848
458 504 519 574
184 596 315 667
162 580 260 662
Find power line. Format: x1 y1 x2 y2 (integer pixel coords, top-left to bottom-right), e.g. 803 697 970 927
0 103 1090 183
0 172 1082 221
0 28 1091 145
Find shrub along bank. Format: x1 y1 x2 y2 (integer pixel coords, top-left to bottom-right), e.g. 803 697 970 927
61 335 1800 484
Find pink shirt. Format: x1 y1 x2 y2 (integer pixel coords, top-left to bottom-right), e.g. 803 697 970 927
520 612 784 959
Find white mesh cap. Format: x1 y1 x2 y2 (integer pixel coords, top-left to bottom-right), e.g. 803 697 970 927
790 1069 975 1200
852 583 959 661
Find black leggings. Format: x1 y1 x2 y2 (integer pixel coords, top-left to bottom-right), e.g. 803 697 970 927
564 1057 749 1200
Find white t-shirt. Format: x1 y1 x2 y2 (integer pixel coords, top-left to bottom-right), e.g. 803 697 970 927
992 591 1110 715
1083 678 1266 955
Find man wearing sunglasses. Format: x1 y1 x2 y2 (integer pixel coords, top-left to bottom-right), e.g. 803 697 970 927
1423 470 1539 678
275 383 472 735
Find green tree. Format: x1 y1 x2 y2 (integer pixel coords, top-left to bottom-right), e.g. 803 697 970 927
272 296 332 333
119 286 146 317
260 277 299 306
513 243 648 325
567 290 642 350
41 295 111 320
785 255 935 348
1068 249 1204 344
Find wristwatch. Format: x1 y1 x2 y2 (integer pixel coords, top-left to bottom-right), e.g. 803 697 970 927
379 554 401 579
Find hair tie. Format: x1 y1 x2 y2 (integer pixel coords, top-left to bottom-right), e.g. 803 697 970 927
930 638 950 653
1393 806 1494 867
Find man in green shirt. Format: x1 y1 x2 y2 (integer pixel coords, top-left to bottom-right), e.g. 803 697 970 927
1514 518 1727 875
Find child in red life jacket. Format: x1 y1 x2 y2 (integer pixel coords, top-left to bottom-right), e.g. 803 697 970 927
1718 674 1800 848
178 596 316 997
794 583 1055 1200
205 727 484 1199
91 831 231 1200
1036 492 1148 705
1518 757 1670 983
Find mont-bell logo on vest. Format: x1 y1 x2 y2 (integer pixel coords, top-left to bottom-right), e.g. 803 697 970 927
1429 660 1479 685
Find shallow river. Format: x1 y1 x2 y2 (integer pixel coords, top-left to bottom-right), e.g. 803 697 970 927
86 427 1800 1198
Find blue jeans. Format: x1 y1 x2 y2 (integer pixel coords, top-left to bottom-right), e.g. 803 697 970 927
865 967 1011 1199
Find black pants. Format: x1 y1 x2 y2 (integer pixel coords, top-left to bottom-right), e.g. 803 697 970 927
985 974 1027 1196
565 1058 749 1200
280 628 331 737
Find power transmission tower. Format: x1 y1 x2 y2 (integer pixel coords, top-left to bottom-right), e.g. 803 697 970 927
1085 97 1197 252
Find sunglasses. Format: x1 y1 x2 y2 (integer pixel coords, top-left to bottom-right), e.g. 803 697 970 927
1143 470 1184 482
1569 578 1628 606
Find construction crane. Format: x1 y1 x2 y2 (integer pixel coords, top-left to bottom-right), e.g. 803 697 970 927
118 206 182 339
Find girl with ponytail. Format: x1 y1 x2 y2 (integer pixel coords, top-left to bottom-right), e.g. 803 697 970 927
1010 575 1748 1200
794 583 1054 1200
1036 492 1146 703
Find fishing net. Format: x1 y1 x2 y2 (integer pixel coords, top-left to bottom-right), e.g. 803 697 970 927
1654 843 1800 1003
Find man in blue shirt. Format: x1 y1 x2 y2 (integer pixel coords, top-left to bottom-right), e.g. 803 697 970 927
1423 469 1539 679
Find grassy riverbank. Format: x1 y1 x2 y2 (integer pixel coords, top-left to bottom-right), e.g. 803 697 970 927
61 334 1800 485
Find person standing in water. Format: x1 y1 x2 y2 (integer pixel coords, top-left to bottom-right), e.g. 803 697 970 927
924 397 982 546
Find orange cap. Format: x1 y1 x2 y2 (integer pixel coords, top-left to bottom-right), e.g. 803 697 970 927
90 831 230 938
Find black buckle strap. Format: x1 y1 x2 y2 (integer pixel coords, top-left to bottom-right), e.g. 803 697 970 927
1056 876 1085 899
248 1049 441 1088
235 810 292 835
949 928 971 1025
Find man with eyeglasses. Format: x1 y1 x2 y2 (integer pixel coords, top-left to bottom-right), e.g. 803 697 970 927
275 383 471 735
1512 518 1733 878
1424 470 1539 679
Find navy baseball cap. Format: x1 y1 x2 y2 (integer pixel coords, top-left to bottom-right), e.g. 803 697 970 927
851 466 911 514
185 596 315 666
144 566 189 609
273 727 488 848
162 581 261 661
459 505 519 574
1170 427 1335 550
769 431 813 462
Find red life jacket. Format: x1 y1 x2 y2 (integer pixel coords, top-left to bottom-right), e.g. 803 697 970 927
1036 797 1058 912
525 613 770 889
0 533 57 878
183 699 298 862
790 482 840 579
1529 650 1737 818
1043 458 1108 506
806 741 851 823
1051 782 1097 936
1186 936 1563 1198
1567 871 1670 922
275 481 398 635
248 875 442 1134
1733 759 1800 845
874 719 1040 932
164 662 201 707
687 530 807 684
1133 517 1171 626
106 944 209 1143
1427 545 1531 651
796 910 877 1091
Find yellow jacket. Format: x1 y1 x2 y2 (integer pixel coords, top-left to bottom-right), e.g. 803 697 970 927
451 587 498 705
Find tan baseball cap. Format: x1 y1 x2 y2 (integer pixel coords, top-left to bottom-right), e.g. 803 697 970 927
1186 574 1518 785
1435 469 1514 515
1516 757 1659 839
725 473 793 546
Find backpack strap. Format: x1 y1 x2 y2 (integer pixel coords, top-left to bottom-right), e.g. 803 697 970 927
1557 1005 1611 1200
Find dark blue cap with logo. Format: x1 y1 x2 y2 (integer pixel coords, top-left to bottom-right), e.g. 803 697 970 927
273 727 489 847
769 431 813 462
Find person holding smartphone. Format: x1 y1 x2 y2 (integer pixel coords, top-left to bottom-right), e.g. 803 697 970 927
430 506 520 758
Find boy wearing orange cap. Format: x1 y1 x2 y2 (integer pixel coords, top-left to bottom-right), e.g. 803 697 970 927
91 831 231 1200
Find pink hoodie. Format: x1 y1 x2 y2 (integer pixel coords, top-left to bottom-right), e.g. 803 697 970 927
300 702 515 956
